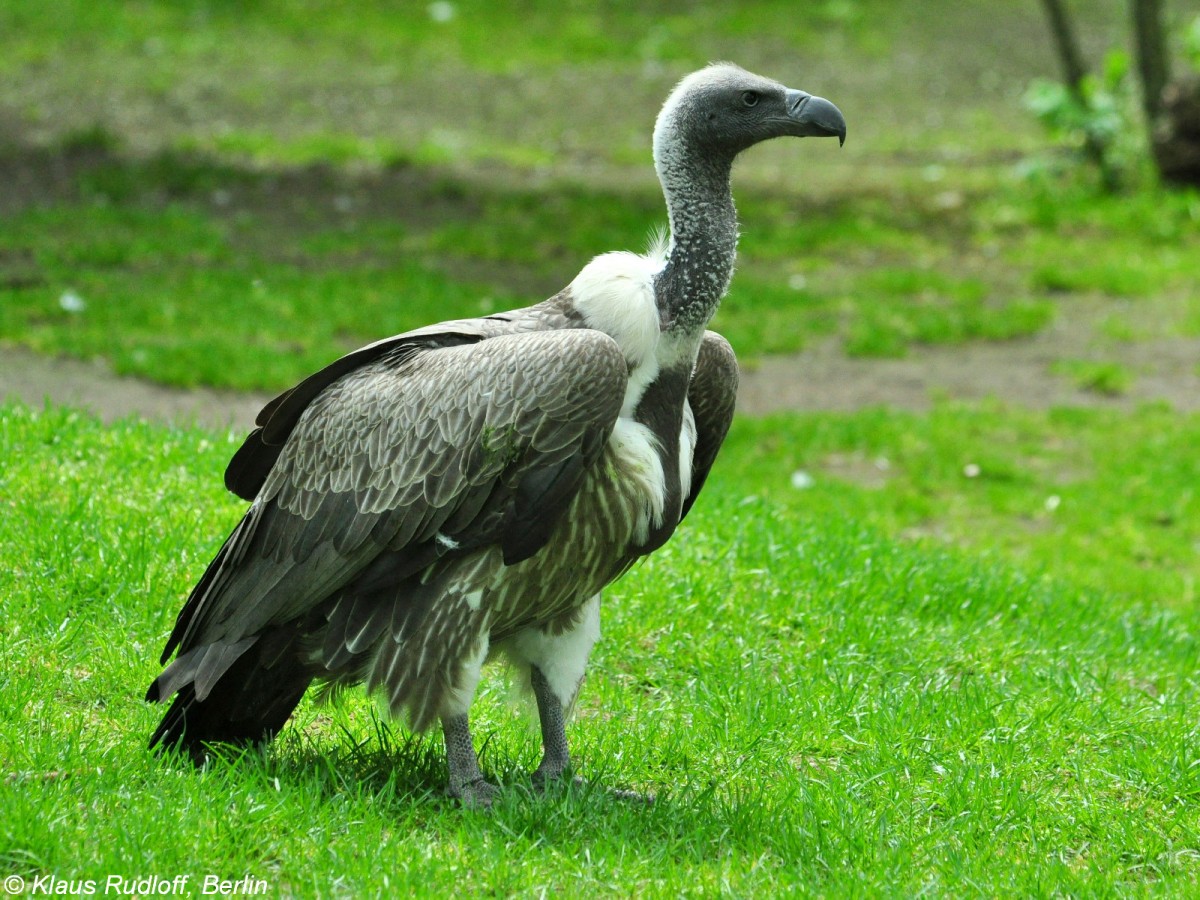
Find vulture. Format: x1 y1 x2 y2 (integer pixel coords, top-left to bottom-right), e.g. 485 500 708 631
146 63 846 806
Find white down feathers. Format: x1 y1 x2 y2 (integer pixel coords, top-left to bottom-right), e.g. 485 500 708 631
569 243 695 543
569 251 661 366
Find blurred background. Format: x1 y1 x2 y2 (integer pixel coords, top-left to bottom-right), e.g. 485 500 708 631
1 0 1197 411
1 0 1199 590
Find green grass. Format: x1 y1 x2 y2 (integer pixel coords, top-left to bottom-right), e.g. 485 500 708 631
0 0 850 75
729 403 1198 605
2 401 1198 895
3 142 1198 390
1052 359 1135 397
0 193 522 390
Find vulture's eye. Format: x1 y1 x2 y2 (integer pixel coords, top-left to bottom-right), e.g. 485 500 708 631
741 91 759 108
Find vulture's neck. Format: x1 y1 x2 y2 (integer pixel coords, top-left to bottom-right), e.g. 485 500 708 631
653 142 739 337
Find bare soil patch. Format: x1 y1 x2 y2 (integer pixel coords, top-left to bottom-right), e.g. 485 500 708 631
0 346 271 429
740 334 1200 414
4 323 1197 434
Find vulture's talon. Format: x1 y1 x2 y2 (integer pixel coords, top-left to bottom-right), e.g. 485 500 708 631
449 777 500 809
609 786 656 805
526 770 654 804
530 766 573 793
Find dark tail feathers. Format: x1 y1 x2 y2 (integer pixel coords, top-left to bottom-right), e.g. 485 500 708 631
147 628 313 761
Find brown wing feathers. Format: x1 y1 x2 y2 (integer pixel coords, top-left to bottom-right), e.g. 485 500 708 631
148 328 627 753
681 331 739 522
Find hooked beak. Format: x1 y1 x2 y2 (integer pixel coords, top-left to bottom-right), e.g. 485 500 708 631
784 89 847 146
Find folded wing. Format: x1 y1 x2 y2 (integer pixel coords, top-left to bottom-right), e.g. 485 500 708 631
148 327 628 748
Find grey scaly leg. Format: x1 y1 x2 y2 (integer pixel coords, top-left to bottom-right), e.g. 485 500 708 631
529 664 653 803
530 664 571 787
442 714 498 808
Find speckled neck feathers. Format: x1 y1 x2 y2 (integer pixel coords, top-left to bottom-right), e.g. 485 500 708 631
652 79 741 334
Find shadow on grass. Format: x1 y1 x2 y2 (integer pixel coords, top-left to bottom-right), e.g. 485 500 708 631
145 709 747 857
0 121 482 238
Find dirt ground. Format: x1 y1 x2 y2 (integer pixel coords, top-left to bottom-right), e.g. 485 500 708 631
4 321 1198 433
2 145 1196 428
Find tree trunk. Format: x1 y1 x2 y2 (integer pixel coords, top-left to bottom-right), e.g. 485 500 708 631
1037 0 1118 189
1130 0 1170 123
1153 76 1200 186
1041 0 1090 88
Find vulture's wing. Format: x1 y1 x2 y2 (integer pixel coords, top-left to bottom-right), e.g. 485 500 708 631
681 330 739 521
224 301 584 500
159 328 628 672
227 319 505 501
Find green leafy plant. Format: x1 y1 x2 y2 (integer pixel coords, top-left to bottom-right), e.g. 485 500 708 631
1185 15 1200 68
1023 49 1140 187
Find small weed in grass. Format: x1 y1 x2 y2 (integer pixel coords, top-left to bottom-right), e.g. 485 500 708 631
1052 359 1134 396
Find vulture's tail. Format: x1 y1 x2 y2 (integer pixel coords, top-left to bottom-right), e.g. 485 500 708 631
146 627 313 761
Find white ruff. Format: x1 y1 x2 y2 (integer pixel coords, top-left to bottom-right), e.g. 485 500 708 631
570 248 666 417
570 251 660 366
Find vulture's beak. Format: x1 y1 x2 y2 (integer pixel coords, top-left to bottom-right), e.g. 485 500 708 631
784 90 847 145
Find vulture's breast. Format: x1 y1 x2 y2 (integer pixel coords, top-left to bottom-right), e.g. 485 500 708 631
464 413 683 639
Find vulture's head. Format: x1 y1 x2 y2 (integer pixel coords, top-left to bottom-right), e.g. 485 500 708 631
653 62 846 166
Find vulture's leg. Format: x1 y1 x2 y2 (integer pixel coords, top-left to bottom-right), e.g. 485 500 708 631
523 599 653 803
531 668 652 802
530 663 572 785
439 635 497 807
441 713 498 808
514 595 601 788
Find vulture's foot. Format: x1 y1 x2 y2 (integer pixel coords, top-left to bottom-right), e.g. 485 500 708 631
530 761 572 790
447 776 500 809
608 785 656 805
441 713 495 809
531 773 655 805
579 779 655 805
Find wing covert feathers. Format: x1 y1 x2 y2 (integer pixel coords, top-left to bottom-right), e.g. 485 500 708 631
225 303 584 501
156 329 628 679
